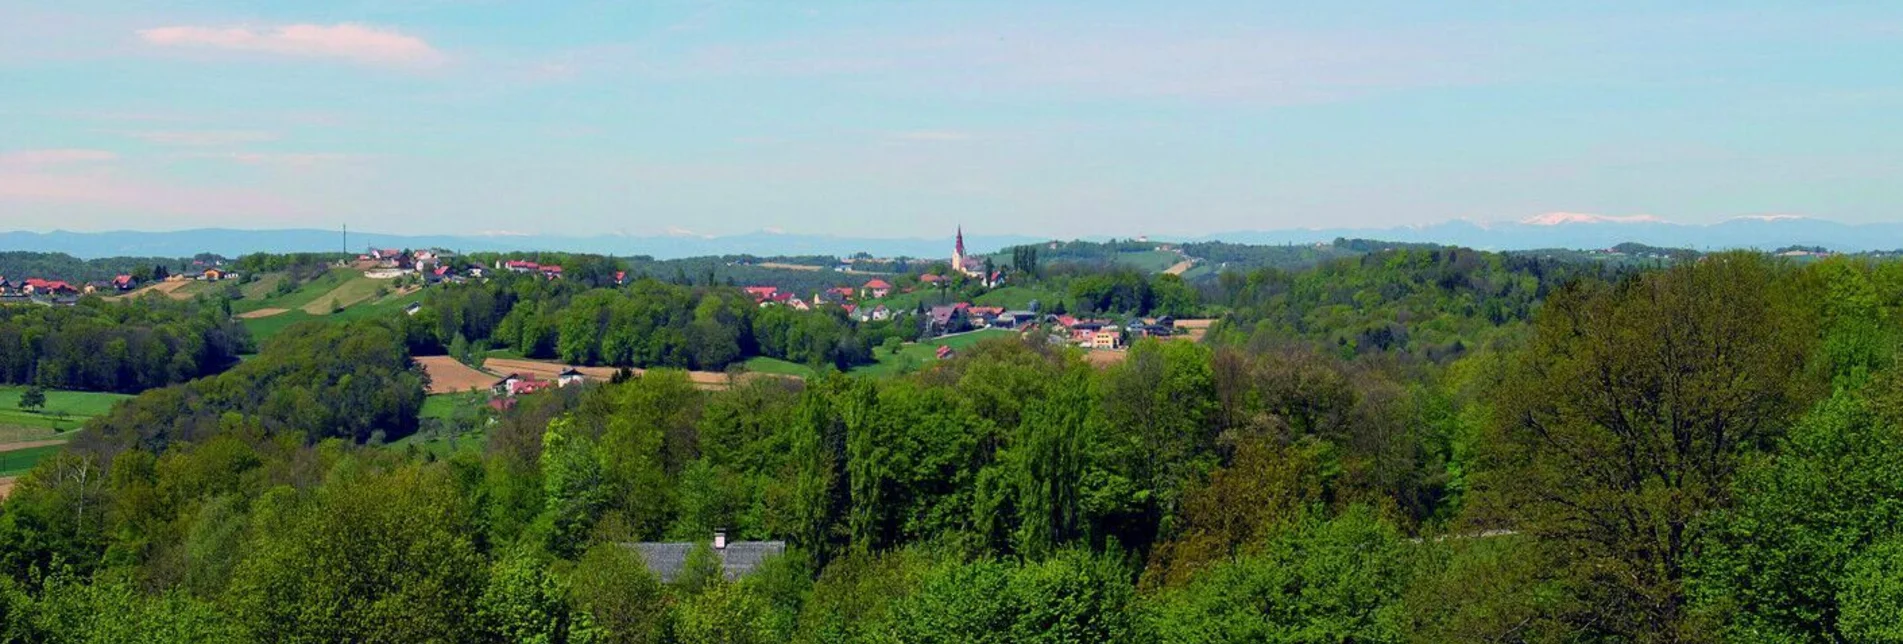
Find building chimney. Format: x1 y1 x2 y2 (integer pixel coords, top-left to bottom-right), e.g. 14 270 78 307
714 530 727 550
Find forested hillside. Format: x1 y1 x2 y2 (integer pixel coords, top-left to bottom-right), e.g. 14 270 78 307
2 251 1902 642
0 297 249 392
0 252 196 284
410 274 891 371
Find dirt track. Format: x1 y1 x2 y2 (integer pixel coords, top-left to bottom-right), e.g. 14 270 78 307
416 356 499 395
483 358 740 390
237 308 289 319
110 280 195 301
1163 259 1195 275
0 439 66 454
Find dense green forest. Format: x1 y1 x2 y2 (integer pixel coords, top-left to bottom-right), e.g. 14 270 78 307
0 297 250 393
0 252 198 284
410 273 890 371
3 250 1903 642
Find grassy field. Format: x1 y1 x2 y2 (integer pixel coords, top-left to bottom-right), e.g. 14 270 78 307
420 392 484 420
299 273 396 314
0 444 64 476
0 386 132 438
866 288 953 312
1113 250 1185 273
972 286 1064 310
231 268 345 313
851 328 1016 378
241 288 426 342
744 356 819 378
238 273 287 300
387 392 491 458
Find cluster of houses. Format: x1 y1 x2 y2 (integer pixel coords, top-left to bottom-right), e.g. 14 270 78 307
735 275 1182 353
0 277 82 305
484 368 591 410
361 248 481 284
1 273 162 305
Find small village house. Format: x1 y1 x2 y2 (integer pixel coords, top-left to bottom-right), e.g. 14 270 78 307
861 278 892 299
627 531 786 583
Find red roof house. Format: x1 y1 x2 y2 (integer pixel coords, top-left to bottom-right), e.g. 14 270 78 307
861 279 893 299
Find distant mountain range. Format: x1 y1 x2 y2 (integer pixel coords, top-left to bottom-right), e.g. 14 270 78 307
1194 214 1903 253
2 215 1897 259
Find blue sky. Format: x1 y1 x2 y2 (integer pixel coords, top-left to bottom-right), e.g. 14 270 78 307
1 1 1899 238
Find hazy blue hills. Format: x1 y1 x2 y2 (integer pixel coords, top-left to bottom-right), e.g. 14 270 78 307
1199 215 1903 253
0 228 1050 260
2 215 1897 259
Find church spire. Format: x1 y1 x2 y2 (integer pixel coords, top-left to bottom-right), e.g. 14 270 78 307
953 226 967 272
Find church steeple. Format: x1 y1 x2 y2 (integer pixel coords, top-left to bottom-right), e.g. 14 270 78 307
953 226 967 271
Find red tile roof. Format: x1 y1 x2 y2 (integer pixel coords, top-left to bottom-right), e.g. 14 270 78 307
863 278 892 289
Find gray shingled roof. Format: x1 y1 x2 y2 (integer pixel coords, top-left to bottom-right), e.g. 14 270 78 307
625 541 787 582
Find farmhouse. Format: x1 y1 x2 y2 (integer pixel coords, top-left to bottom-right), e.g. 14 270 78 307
558 367 587 387
112 274 136 290
743 286 780 302
491 374 551 397
861 278 892 299
627 531 786 583
22 278 77 296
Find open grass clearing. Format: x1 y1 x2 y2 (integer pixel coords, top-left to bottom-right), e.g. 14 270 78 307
299 272 397 314
240 287 426 342
972 286 1064 311
238 272 287 300
743 357 818 378
0 386 130 436
237 307 289 319
850 328 1016 378
231 267 355 314
0 444 64 477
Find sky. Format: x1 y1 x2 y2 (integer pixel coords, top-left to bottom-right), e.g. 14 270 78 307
1 1 1900 238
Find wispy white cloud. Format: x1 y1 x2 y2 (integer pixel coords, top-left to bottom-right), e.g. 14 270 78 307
0 149 118 167
0 171 305 217
889 130 972 142
126 130 278 146
176 151 352 167
136 23 448 68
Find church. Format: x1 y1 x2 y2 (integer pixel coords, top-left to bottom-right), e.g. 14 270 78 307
950 226 984 278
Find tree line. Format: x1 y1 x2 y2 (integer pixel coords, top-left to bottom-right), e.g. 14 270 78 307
410 274 892 372
0 296 250 393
